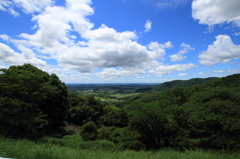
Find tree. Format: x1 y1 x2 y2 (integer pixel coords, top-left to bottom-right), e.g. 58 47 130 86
67 95 104 126
80 121 98 141
100 105 128 127
127 88 190 150
0 64 69 139
186 87 240 151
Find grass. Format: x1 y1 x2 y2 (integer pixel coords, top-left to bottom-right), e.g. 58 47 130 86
0 136 240 159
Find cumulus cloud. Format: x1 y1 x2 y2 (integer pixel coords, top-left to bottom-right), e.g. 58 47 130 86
6 0 173 75
148 63 197 75
58 74 91 83
0 0 52 16
0 43 46 66
0 0 186 80
192 0 240 26
96 68 145 79
144 19 152 32
170 43 194 62
0 34 10 43
148 41 173 60
199 35 240 66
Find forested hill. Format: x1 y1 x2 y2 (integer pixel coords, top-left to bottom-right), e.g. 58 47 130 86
1 64 240 152
151 77 218 92
122 73 240 150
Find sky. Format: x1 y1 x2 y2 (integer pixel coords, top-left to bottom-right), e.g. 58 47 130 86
0 0 240 83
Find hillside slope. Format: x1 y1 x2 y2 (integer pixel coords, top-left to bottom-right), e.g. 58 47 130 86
151 77 218 92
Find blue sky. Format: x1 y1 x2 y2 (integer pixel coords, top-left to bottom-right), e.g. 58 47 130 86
0 0 240 83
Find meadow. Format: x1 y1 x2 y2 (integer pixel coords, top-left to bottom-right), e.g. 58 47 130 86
0 136 239 159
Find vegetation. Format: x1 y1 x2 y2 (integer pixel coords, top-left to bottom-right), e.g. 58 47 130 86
0 64 68 139
0 137 239 159
150 77 218 92
1 63 240 158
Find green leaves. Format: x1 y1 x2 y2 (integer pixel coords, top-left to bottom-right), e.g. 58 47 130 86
0 64 68 139
80 121 98 141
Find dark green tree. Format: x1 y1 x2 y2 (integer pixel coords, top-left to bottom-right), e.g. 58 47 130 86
186 87 240 151
67 95 104 126
80 121 98 141
111 127 145 151
100 105 128 127
0 64 69 139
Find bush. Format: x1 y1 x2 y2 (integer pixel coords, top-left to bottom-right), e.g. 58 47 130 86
112 127 145 151
98 126 116 141
80 121 98 141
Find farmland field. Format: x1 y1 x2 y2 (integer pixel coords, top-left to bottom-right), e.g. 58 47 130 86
67 83 158 104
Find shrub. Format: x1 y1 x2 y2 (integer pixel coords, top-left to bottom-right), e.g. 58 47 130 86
98 126 116 141
80 121 98 141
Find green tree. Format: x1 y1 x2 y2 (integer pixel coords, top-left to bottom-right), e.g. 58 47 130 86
112 127 145 151
186 87 240 151
0 64 69 139
100 105 128 127
127 88 190 150
80 121 98 141
67 95 104 126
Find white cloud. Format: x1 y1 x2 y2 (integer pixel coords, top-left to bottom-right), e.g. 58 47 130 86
233 32 240 36
8 0 173 74
212 70 225 73
0 0 52 16
178 73 187 76
169 54 186 62
0 34 10 43
0 0 179 80
170 43 194 62
144 19 152 32
137 76 146 79
148 63 197 75
148 41 173 60
192 0 240 26
0 43 46 66
198 69 240 76
143 0 190 9
212 69 240 74
199 35 240 66
96 68 145 79
58 74 91 83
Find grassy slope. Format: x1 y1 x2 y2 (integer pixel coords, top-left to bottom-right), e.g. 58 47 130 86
0 137 239 159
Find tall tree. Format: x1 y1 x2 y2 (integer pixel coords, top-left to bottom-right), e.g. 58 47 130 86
0 64 69 139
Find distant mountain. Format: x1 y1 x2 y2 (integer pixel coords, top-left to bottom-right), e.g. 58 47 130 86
151 77 219 92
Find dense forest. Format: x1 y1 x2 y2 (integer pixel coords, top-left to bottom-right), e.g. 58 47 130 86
0 64 240 152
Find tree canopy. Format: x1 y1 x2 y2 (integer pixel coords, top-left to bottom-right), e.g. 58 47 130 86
0 64 69 139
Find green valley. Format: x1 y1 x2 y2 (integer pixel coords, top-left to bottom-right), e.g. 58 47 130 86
1 64 240 159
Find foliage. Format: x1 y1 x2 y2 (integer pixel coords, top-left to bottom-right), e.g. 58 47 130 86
1 137 239 159
67 93 104 126
111 127 145 151
0 64 68 139
80 121 98 141
186 87 240 151
100 105 128 127
151 77 218 92
124 74 240 151
98 126 116 140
